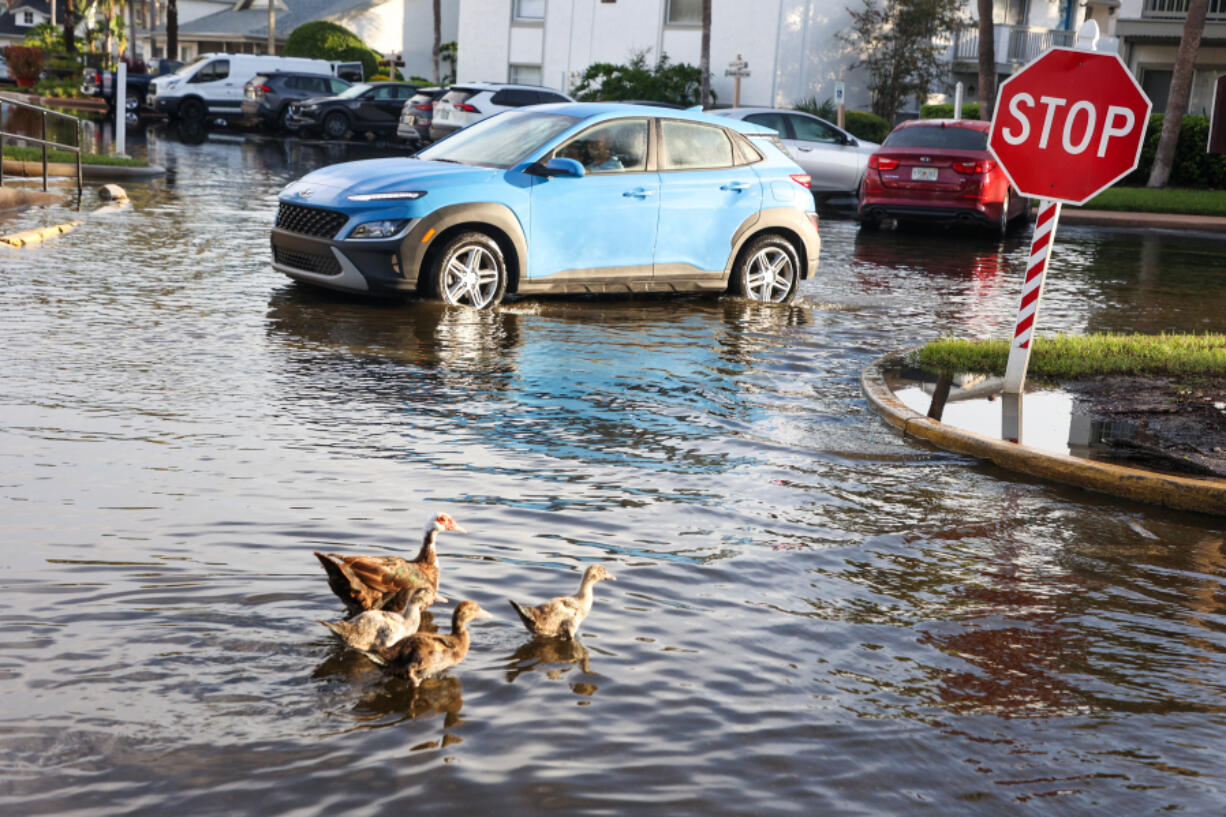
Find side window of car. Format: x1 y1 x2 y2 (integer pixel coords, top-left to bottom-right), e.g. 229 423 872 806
731 132 763 165
370 85 394 100
537 92 568 104
788 114 840 143
284 76 304 91
329 79 349 94
211 60 229 82
492 89 536 107
744 113 790 138
660 120 735 170
555 120 648 173
397 86 416 99
190 60 227 83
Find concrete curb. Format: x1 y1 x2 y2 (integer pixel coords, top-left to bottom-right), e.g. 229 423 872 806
0 187 63 211
2 159 166 179
861 352 1226 516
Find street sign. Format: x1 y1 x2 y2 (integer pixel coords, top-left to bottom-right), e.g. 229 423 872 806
989 47 1151 206
834 81 844 106
989 21 1150 396
726 55 749 106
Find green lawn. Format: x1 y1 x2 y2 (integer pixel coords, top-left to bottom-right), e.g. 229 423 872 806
1076 186 1226 217
1 145 147 168
914 334 1226 379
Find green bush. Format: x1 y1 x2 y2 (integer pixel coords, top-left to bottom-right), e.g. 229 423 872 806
283 21 380 83
795 95 837 120
844 110 890 143
1122 114 1226 188
572 52 709 106
920 102 982 119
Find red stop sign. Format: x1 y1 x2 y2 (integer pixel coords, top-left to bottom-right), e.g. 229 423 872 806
989 48 1151 205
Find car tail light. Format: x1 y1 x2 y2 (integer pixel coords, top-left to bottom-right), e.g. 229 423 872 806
454 103 479 113
953 159 996 174
414 104 432 111
867 155 899 171
256 85 272 93
790 173 811 188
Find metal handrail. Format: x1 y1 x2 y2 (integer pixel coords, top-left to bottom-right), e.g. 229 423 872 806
0 94 83 197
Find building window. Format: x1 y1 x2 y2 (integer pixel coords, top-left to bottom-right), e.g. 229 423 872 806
514 0 545 20
666 0 701 24
509 64 542 86
21 10 35 24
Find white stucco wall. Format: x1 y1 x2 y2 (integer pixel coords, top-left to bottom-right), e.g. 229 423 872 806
398 0 459 81
455 0 872 109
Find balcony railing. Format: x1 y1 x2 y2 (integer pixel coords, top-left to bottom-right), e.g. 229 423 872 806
938 24 1075 67
1143 0 1226 20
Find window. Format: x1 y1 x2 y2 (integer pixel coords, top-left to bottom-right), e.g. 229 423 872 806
882 125 988 150
744 112 789 136
508 64 542 86
22 10 35 24
788 114 840 144
514 0 545 19
554 119 648 173
1141 68 1172 113
329 78 349 94
189 60 229 83
492 88 540 107
665 0 701 24
732 133 763 164
660 120 734 170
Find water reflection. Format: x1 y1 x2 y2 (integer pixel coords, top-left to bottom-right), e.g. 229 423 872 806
504 636 594 688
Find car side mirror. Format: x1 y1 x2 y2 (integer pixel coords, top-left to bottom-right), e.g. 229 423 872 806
538 157 586 178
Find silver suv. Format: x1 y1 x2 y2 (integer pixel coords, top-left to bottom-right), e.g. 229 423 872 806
429 82 574 141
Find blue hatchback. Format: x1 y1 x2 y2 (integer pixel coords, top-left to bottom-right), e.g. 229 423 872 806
270 103 820 308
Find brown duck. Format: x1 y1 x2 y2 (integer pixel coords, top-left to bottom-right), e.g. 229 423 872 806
363 600 493 688
319 585 435 652
314 512 465 617
508 564 616 640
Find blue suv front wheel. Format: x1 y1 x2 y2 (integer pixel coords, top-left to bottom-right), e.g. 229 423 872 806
431 231 508 309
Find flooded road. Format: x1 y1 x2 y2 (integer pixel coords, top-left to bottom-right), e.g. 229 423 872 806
3 128 1226 816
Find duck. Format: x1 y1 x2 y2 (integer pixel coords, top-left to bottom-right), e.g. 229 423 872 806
314 512 465 617
508 563 616 640
362 600 493 688
319 585 435 652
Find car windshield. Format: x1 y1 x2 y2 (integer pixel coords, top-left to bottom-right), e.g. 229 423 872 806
883 126 988 150
417 111 580 168
172 55 209 77
337 83 371 99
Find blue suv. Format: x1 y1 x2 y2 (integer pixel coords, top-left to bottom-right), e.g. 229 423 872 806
270 103 820 307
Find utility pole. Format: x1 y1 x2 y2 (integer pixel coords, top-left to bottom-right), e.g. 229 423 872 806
267 0 275 55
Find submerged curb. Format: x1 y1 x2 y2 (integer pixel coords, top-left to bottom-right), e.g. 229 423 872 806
2 159 166 179
861 352 1226 517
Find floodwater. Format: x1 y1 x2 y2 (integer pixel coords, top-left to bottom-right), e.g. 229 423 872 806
3 125 1226 816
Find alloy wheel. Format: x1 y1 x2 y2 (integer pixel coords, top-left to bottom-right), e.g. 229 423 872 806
744 246 797 303
441 244 502 308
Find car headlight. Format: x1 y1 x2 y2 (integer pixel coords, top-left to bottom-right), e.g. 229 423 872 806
348 219 409 239
301 104 319 111
346 191 427 202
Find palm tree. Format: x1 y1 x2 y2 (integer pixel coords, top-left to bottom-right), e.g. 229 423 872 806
976 0 994 119
1148 0 1209 187
167 0 177 61
432 0 440 83
699 0 711 106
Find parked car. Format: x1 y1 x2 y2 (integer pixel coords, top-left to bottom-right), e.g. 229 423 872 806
714 108 878 197
397 86 447 144
149 54 358 121
0 54 11 85
429 82 574 141
80 58 182 112
288 81 419 140
241 71 352 132
857 118 1028 235
271 102 820 307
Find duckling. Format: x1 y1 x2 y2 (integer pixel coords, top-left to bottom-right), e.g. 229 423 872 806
508 564 616 641
314 512 465 617
319 585 435 652
363 600 494 688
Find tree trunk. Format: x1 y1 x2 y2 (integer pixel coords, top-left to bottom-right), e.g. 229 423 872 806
432 0 440 83
166 0 177 61
267 0 275 54
976 0 995 119
64 0 76 54
1148 0 1209 187
699 0 711 106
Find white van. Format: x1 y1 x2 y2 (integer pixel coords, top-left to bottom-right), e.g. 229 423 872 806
150 53 357 121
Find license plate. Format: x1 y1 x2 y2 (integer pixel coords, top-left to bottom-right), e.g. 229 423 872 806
911 167 938 181
437 108 450 120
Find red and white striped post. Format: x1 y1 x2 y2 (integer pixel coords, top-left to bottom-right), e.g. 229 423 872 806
1003 199 1061 393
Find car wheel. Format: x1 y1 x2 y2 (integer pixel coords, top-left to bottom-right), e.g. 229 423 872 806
280 105 300 133
322 110 349 140
124 87 142 112
996 191 1011 238
733 234 800 304
431 232 508 309
179 97 205 121
859 213 881 231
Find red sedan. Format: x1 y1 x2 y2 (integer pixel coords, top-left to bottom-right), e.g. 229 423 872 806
858 118 1028 235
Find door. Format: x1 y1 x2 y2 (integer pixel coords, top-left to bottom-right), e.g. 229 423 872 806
528 119 659 284
186 58 233 111
783 113 862 192
654 119 763 281
354 85 411 130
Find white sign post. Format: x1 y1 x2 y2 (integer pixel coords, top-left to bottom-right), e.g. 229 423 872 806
835 80 845 129
725 55 750 108
115 61 127 157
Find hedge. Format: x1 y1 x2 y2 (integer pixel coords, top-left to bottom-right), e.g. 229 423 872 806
1122 114 1226 188
920 102 982 120
283 21 380 82
845 110 890 143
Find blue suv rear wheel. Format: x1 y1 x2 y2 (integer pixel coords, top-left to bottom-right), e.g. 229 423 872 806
733 234 800 303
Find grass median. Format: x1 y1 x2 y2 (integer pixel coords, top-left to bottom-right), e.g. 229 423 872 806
1 145 147 168
913 333 1226 379
1076 187 1226 217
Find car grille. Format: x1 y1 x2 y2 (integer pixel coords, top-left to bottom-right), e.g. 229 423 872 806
273 245 341 276
275 203 348 239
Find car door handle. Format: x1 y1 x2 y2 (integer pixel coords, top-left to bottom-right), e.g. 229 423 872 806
796 146 813 152
720 181 750 192
623 188 654 198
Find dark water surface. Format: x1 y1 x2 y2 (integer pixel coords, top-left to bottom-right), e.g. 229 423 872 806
3 130 1226 816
